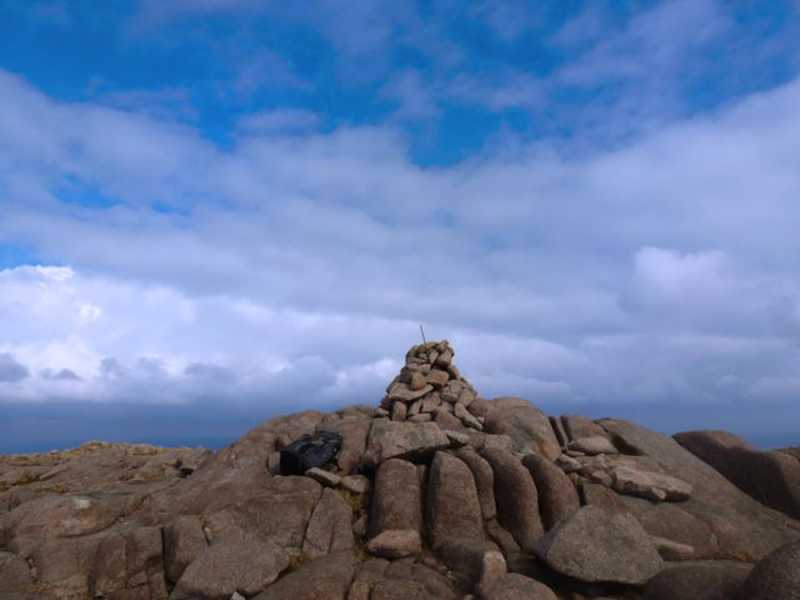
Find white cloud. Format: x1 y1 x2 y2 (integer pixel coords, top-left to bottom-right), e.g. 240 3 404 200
3 68 800 411
236 109 320 135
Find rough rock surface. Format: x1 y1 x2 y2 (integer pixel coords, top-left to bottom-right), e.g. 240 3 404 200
1 341 799 600
534 505 663 585
675 429 800 519
741 540 800 600
644 560 753 600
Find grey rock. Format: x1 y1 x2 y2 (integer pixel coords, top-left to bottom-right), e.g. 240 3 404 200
485 398 560 459
426 451 485 548
253 551 354 600
480 447 544 551
306 467 342 487
172 538 289 600
364 420 449 465
522 453 580 530
454 447 497 521
568 436 619 455
644 560 753 600
742 540 800 600
483 573 558 600
534 505 663 585
302 487 354 559
164 515 208 583
366 529 421 559
370 458 422 538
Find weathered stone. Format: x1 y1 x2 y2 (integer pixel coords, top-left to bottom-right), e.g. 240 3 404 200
434 407 465 431
164 515 208 583
534 505 663 585
454 447 497 521
485 519 521 556
480 447 544 551
644 561 753 600
651 535 695 560
370 459 422 537
341 474 370 495
408 400 422 417
409 413 433 423
0 551 33 592
364 420 449 465
610 465 692 502
408 371 427 391
444 430 470 447
580 482 628 514
387 383 434 403
426 451 485 548
420 394 442 413
435 349 453 367
92 526 168 599
458 389 476 407
391 401 407 422
467 397 492 419
599 419 799 562
568 436 618 455
366 529 422 559
253 551 354 600
172 538 289 600
455 402 483 429
303 487 354 559
426 369 450 388
675 430 800 520
619 495 719 559
306 467 342 487
437 538 506 595
485 398 560 459
483 573 558 600
562 415 608 442
319 415 371 475
742 540 800 600
522 454 580 530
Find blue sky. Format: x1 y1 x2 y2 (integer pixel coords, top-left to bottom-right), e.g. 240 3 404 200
1 1 800 451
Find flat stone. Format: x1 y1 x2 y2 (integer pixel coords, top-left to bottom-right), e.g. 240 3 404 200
408 371 427 391
306 467 342 487
387 383 434 403
534 505 663 585
409 413 433 423
610 465 692 502
426 369 450 388
651 535 695 560
364 420 449 466
253 551 354 600
568 436 619 455
455 402 483 429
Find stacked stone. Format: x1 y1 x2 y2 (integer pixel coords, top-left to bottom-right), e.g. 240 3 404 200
378 340 484 431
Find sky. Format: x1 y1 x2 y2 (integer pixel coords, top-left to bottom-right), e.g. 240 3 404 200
1 0 800 452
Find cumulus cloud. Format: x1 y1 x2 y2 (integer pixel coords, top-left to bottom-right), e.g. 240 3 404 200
2 62 800 436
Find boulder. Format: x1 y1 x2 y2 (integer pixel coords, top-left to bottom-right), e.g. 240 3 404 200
369 459 422 538
364 421 450 466
480 447 543 551
253 551 355 600
599 419 800 561
164 515 208 583
568 436 619 455
644 560 753 600
436 538 506 595
91 526 168 599
675 430 800 519
302 487 354 559
610 465 692 502
203 476 322 549
172 538 289 600
522 454 580 530
453 447 497 521
426 452 485 548
484 398 560 459
483 573 558 600
534 505 663 585
561 415 608 442
741 540 800 600
0 552 32 592
366 529 422 559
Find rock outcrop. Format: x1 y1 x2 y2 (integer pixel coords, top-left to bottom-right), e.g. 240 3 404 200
1 340 799 600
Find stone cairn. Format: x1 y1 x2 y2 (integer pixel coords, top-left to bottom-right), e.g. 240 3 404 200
376 340 484 431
